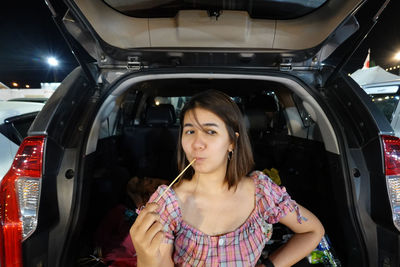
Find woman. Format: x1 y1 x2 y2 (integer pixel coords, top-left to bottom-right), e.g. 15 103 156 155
130 90 325 267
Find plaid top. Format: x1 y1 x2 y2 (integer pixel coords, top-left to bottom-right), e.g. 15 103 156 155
147 171 302 267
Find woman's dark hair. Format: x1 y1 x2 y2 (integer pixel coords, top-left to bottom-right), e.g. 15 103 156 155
176 89 254 189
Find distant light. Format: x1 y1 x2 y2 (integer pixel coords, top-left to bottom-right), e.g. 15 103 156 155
395 51 400 61
12 82 18 87
155 101 160 105
25 84 30 88
47 57 59 67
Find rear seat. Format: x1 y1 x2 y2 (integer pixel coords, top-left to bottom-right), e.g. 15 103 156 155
123 104 179 180
244 94 285 170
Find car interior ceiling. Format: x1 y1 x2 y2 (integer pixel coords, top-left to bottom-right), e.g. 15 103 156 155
78 76 344 265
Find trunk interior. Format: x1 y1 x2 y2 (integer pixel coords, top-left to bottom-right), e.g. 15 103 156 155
73 74 349 266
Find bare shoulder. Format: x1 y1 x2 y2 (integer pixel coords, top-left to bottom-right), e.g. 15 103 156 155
238 176 255 195
172 179 194 200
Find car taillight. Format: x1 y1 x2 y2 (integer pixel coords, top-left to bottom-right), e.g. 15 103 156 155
382 135 400 232
0 136 45 267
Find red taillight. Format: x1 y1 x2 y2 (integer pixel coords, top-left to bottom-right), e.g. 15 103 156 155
382 135 400 232
382 135 400 176
0 136 45 267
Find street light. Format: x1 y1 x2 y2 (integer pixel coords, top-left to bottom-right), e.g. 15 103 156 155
394 52 400 75
394 52 400 61
47 57 59 67
47 57 59 82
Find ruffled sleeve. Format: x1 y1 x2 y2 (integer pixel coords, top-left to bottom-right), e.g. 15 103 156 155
146 185 181 244
253 171 303 224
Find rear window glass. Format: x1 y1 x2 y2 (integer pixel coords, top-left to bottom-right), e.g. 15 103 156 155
153 95 247 121
104 0 328 19
370 94 400 123
0 114 37 145
12 117 35 139
154 96 190 122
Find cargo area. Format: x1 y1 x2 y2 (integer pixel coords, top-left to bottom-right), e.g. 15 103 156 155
73 76 351 266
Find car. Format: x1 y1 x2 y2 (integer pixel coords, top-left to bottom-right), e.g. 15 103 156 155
0 101 44 180
7 97 49 104
360 80 400 137
1 0 398 266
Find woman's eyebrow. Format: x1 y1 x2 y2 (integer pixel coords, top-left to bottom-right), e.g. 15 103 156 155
202 123 219 127
183 122 219 127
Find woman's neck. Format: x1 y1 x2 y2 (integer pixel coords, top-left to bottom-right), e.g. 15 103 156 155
192 168 231 194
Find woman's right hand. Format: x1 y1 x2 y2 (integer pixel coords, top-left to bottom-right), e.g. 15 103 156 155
130 202 165 267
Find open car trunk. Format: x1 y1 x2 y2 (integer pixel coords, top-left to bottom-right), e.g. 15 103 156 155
66 72 361 266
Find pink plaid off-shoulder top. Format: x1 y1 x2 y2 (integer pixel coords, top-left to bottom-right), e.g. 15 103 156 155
147 171 303 267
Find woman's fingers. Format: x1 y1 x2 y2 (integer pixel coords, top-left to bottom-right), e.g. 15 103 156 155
133 202 159 226
130 202 163 247
129 202 166 266
149 230 165 253
136 211 160 237
146 220 163 239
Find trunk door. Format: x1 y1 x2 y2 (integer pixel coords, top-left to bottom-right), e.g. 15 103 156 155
45 0 390 85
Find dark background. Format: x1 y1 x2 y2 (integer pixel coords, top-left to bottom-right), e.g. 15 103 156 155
0 1 399 88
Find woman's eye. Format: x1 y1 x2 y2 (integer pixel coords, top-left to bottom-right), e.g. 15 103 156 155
185 130 195 135
207 130 217 135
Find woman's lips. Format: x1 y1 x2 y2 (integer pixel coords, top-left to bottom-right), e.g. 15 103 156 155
193 157 205 163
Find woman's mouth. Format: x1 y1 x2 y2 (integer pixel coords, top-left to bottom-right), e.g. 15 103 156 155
193 157 205 163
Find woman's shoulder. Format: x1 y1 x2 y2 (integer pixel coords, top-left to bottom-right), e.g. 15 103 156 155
248 170 286 199
248 170 271 186
148 184 179 208
238 175 255 193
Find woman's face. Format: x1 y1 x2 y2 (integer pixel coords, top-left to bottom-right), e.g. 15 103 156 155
181 107 234 175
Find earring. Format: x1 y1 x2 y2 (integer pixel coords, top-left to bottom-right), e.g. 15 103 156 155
228 150 234 161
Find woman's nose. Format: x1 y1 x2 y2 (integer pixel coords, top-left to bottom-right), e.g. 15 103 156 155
192 133 206 150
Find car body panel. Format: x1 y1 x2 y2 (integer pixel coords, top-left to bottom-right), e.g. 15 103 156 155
360 80 400 137
0 132 19 179
0 101 44 122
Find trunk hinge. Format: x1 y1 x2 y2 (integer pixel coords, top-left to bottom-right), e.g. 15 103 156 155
127 56 147 70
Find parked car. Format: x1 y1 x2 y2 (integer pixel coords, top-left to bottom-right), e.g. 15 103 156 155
361 80 400 137
7 97 49 104
0 101 44 181
1 0 398 266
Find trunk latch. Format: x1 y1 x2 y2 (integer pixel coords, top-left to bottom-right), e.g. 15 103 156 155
279 61 293 71
127 56 143 70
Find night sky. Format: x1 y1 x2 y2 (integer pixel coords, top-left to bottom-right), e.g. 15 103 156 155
0 1 399 88
0 1 77 88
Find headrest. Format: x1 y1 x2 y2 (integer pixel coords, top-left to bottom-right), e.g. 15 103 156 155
145 104 176 126
245 95 278 129
247 95 278 112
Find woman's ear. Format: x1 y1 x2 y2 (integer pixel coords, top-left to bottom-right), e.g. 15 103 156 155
229 132 240 151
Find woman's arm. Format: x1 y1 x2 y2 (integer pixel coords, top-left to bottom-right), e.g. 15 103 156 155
130 203 174 267
268 204 325 267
